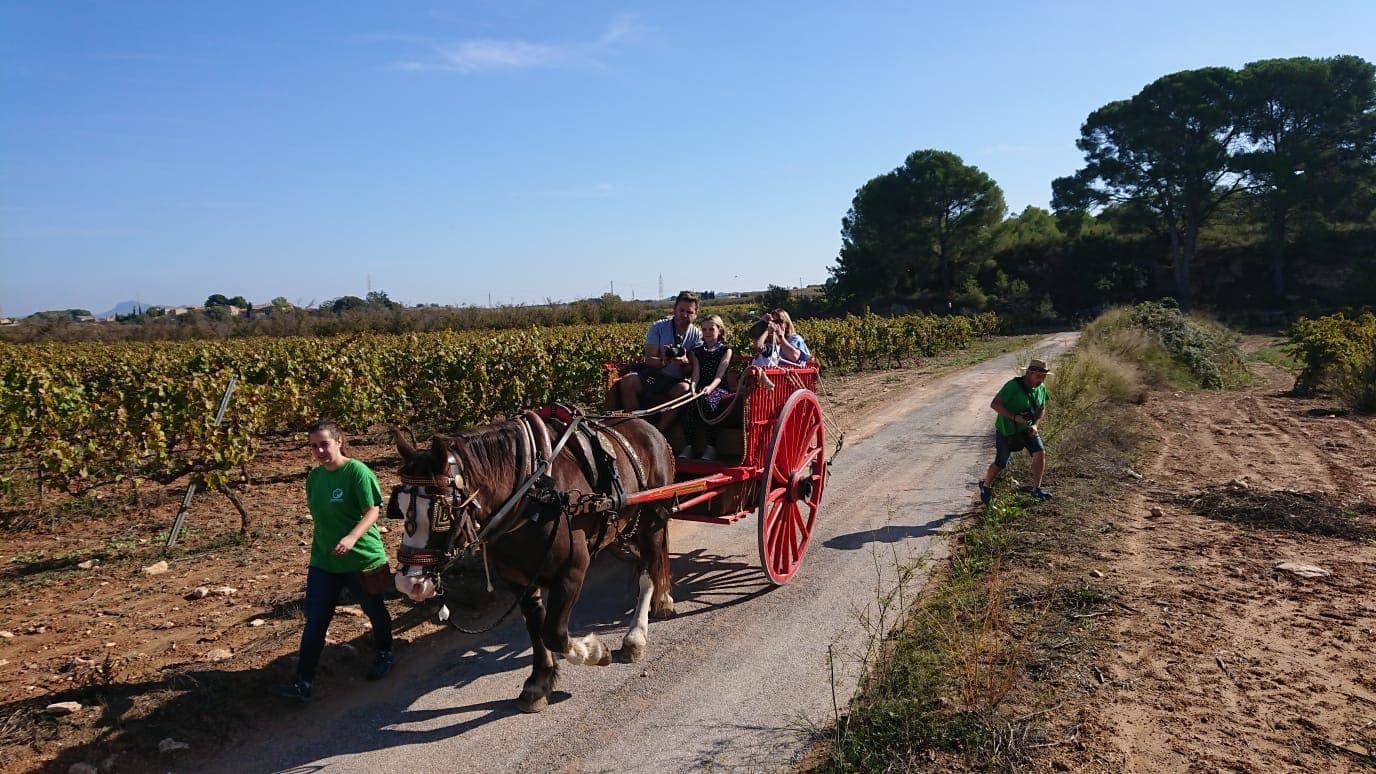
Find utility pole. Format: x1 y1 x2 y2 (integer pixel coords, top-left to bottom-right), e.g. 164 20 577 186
367 273 373 296
658 274 663 299
610 281 615 296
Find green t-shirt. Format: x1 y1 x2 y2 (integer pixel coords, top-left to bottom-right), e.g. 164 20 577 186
305 458 388 573
994 377 1049 437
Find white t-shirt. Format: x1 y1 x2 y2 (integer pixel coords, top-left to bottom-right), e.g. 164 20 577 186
751 342 781 368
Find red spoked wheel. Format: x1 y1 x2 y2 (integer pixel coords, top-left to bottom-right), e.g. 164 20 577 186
757 389 826 585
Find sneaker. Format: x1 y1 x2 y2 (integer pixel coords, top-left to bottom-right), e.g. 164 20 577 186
700 445 718 462
978 480 992 505
272 678 312 703
366 650 396 681
1031 487 1053 501
677 447 695 460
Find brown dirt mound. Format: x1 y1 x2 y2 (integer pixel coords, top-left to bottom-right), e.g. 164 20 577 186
1169 486 1376 541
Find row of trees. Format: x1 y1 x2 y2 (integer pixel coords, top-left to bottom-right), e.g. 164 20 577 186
830 55 1376 315
2 291 767 343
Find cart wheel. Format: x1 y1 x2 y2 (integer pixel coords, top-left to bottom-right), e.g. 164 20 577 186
758 389 826 585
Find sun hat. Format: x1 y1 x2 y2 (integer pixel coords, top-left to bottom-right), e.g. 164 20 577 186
1025 359 1052 375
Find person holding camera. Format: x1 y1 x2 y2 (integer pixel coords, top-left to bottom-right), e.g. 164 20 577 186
768 308 811 365
619 291 702 429
977 359 1052 504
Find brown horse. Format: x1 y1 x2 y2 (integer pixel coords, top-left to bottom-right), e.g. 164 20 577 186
387 407 676 712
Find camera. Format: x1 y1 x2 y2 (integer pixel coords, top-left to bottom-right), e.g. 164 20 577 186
664 344 686 358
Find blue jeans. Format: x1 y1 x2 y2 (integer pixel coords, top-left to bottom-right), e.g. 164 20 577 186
295 565 392 682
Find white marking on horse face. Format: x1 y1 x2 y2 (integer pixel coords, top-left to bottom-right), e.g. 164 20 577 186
395 568 437 601
398 490 433 550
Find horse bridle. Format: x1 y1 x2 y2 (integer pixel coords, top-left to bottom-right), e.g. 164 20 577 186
395 454 481 581
392 410 583 584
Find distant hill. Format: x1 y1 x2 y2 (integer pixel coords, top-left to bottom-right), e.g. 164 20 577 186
98 300 176 318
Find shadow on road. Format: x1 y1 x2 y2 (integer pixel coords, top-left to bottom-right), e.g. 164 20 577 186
668 547 773 615
16 538 788 772
822 510 962 551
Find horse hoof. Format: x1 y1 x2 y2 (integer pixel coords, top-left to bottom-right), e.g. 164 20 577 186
621 642 644 663
650 605 677 620
596 651 612 667
517 694 549 713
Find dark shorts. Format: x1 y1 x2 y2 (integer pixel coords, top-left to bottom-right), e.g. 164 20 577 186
637 367 688 396
993 431 1045 469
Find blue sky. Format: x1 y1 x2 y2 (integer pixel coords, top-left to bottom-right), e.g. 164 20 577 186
2 1 1373 317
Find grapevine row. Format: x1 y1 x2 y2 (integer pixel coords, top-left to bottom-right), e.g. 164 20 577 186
0 312 998 494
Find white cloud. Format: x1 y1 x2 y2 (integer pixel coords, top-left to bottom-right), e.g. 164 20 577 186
599 13 648 45
392 15 645 73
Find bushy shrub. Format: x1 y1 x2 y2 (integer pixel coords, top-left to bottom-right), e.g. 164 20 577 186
1082 301 1247 389
1286 311 1376 411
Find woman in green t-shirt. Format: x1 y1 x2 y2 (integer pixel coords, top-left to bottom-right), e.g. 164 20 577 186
273 419 394 703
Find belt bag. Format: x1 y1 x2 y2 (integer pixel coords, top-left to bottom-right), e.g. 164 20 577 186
359 563 393 596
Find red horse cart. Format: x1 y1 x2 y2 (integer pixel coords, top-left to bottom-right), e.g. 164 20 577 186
604 360 830 584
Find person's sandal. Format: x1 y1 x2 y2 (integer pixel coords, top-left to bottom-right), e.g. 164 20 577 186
1031 487 1052 501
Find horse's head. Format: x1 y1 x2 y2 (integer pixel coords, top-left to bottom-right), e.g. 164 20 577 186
387 430 477 603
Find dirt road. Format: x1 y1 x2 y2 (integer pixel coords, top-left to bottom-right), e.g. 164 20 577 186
184 333 1075 773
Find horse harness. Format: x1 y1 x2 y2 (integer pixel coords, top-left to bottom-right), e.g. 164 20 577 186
394 405 649 585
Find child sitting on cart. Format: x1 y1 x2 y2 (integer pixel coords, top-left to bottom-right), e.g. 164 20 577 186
682 315 733 461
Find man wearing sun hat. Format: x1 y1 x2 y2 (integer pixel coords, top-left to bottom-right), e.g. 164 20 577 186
978 358 1052 504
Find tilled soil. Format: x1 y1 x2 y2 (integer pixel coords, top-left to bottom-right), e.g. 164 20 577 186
1073 365 1376 771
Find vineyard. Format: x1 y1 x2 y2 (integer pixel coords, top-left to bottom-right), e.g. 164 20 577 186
0 312 998 498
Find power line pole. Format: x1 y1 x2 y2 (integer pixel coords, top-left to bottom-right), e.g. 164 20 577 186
658 274 663 299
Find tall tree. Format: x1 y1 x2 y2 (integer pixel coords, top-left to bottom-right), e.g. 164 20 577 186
831 150 1004 305
1054 67 1246 311
1235 55 1376 298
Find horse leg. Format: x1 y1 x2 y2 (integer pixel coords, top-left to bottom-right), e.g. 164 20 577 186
640 507 676 620
621 571 654 662
516 587 558 713
542 550 612 667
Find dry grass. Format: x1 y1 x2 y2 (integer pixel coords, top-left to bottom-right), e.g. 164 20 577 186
925 557 1051 715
